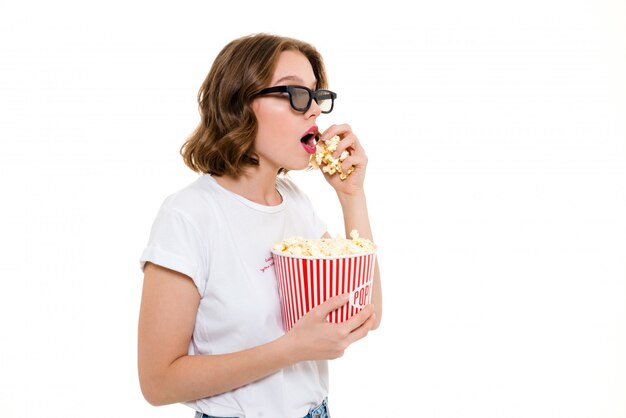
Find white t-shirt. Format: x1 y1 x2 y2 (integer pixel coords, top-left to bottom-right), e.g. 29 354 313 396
140 174 328 418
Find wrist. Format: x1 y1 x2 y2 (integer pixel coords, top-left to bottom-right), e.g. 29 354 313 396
336 189 373 240
336 189 366 207
277 330 303 365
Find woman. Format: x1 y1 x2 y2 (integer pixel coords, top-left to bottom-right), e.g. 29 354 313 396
138 33 382 418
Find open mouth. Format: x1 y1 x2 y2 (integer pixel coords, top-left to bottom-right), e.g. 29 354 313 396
300 133 317 148
300 128 319 154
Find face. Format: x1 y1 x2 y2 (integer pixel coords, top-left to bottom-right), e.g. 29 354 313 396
252 50 322 172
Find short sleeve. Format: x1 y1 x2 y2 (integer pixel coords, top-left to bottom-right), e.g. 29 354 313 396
139 208 208 295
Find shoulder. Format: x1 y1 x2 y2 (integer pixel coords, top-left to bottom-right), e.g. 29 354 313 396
158 175 221 224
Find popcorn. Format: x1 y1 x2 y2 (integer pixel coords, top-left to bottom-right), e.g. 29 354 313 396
272 229 375 257
310 135 355 180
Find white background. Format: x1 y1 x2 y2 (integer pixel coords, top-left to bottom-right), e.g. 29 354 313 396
1 0 625 417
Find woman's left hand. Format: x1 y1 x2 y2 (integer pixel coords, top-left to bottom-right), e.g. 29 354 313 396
318 124 368 196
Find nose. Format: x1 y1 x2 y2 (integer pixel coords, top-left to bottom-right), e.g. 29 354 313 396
305 98 321 119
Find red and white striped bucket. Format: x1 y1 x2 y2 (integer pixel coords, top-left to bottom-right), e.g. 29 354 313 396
272 251 377 331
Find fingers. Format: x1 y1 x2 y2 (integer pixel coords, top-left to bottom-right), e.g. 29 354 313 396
318 124 369 186
345 312 376 345
295 302 375 360
320 124 349 142
343 304 375 332
331 133 364 166
334 134 360 158
339 154 367 175
321 124 358 150
314 293 350 317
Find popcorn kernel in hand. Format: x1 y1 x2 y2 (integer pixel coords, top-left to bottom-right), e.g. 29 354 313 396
310 135 355 180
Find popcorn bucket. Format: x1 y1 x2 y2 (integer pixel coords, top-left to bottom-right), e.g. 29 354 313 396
271 251 377 331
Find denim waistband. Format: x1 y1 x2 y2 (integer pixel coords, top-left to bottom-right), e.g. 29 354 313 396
303 397 329 418
194 397 329 418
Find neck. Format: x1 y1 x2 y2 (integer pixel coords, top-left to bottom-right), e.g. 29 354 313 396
214 164 282 206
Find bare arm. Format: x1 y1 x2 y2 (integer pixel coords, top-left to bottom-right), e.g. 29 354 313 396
338 191 382 329
138 262 375 406
322 191 382 330
319 124 383 329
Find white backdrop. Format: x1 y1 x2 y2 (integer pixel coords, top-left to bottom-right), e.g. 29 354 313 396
1 1 625 417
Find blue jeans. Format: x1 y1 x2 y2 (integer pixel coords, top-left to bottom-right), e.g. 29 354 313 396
303 397 330 418
194 397 330 418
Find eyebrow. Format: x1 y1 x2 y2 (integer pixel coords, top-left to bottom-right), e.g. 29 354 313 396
274 75 316 89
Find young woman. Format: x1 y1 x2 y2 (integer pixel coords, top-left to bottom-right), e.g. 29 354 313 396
138 33 382 418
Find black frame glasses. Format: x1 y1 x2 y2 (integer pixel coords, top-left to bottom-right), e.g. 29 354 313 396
254 85 337 114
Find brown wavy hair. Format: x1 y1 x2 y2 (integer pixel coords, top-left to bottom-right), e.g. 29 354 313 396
181 33 328 176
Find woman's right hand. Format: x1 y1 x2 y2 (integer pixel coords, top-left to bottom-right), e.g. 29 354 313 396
283 294 376 362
